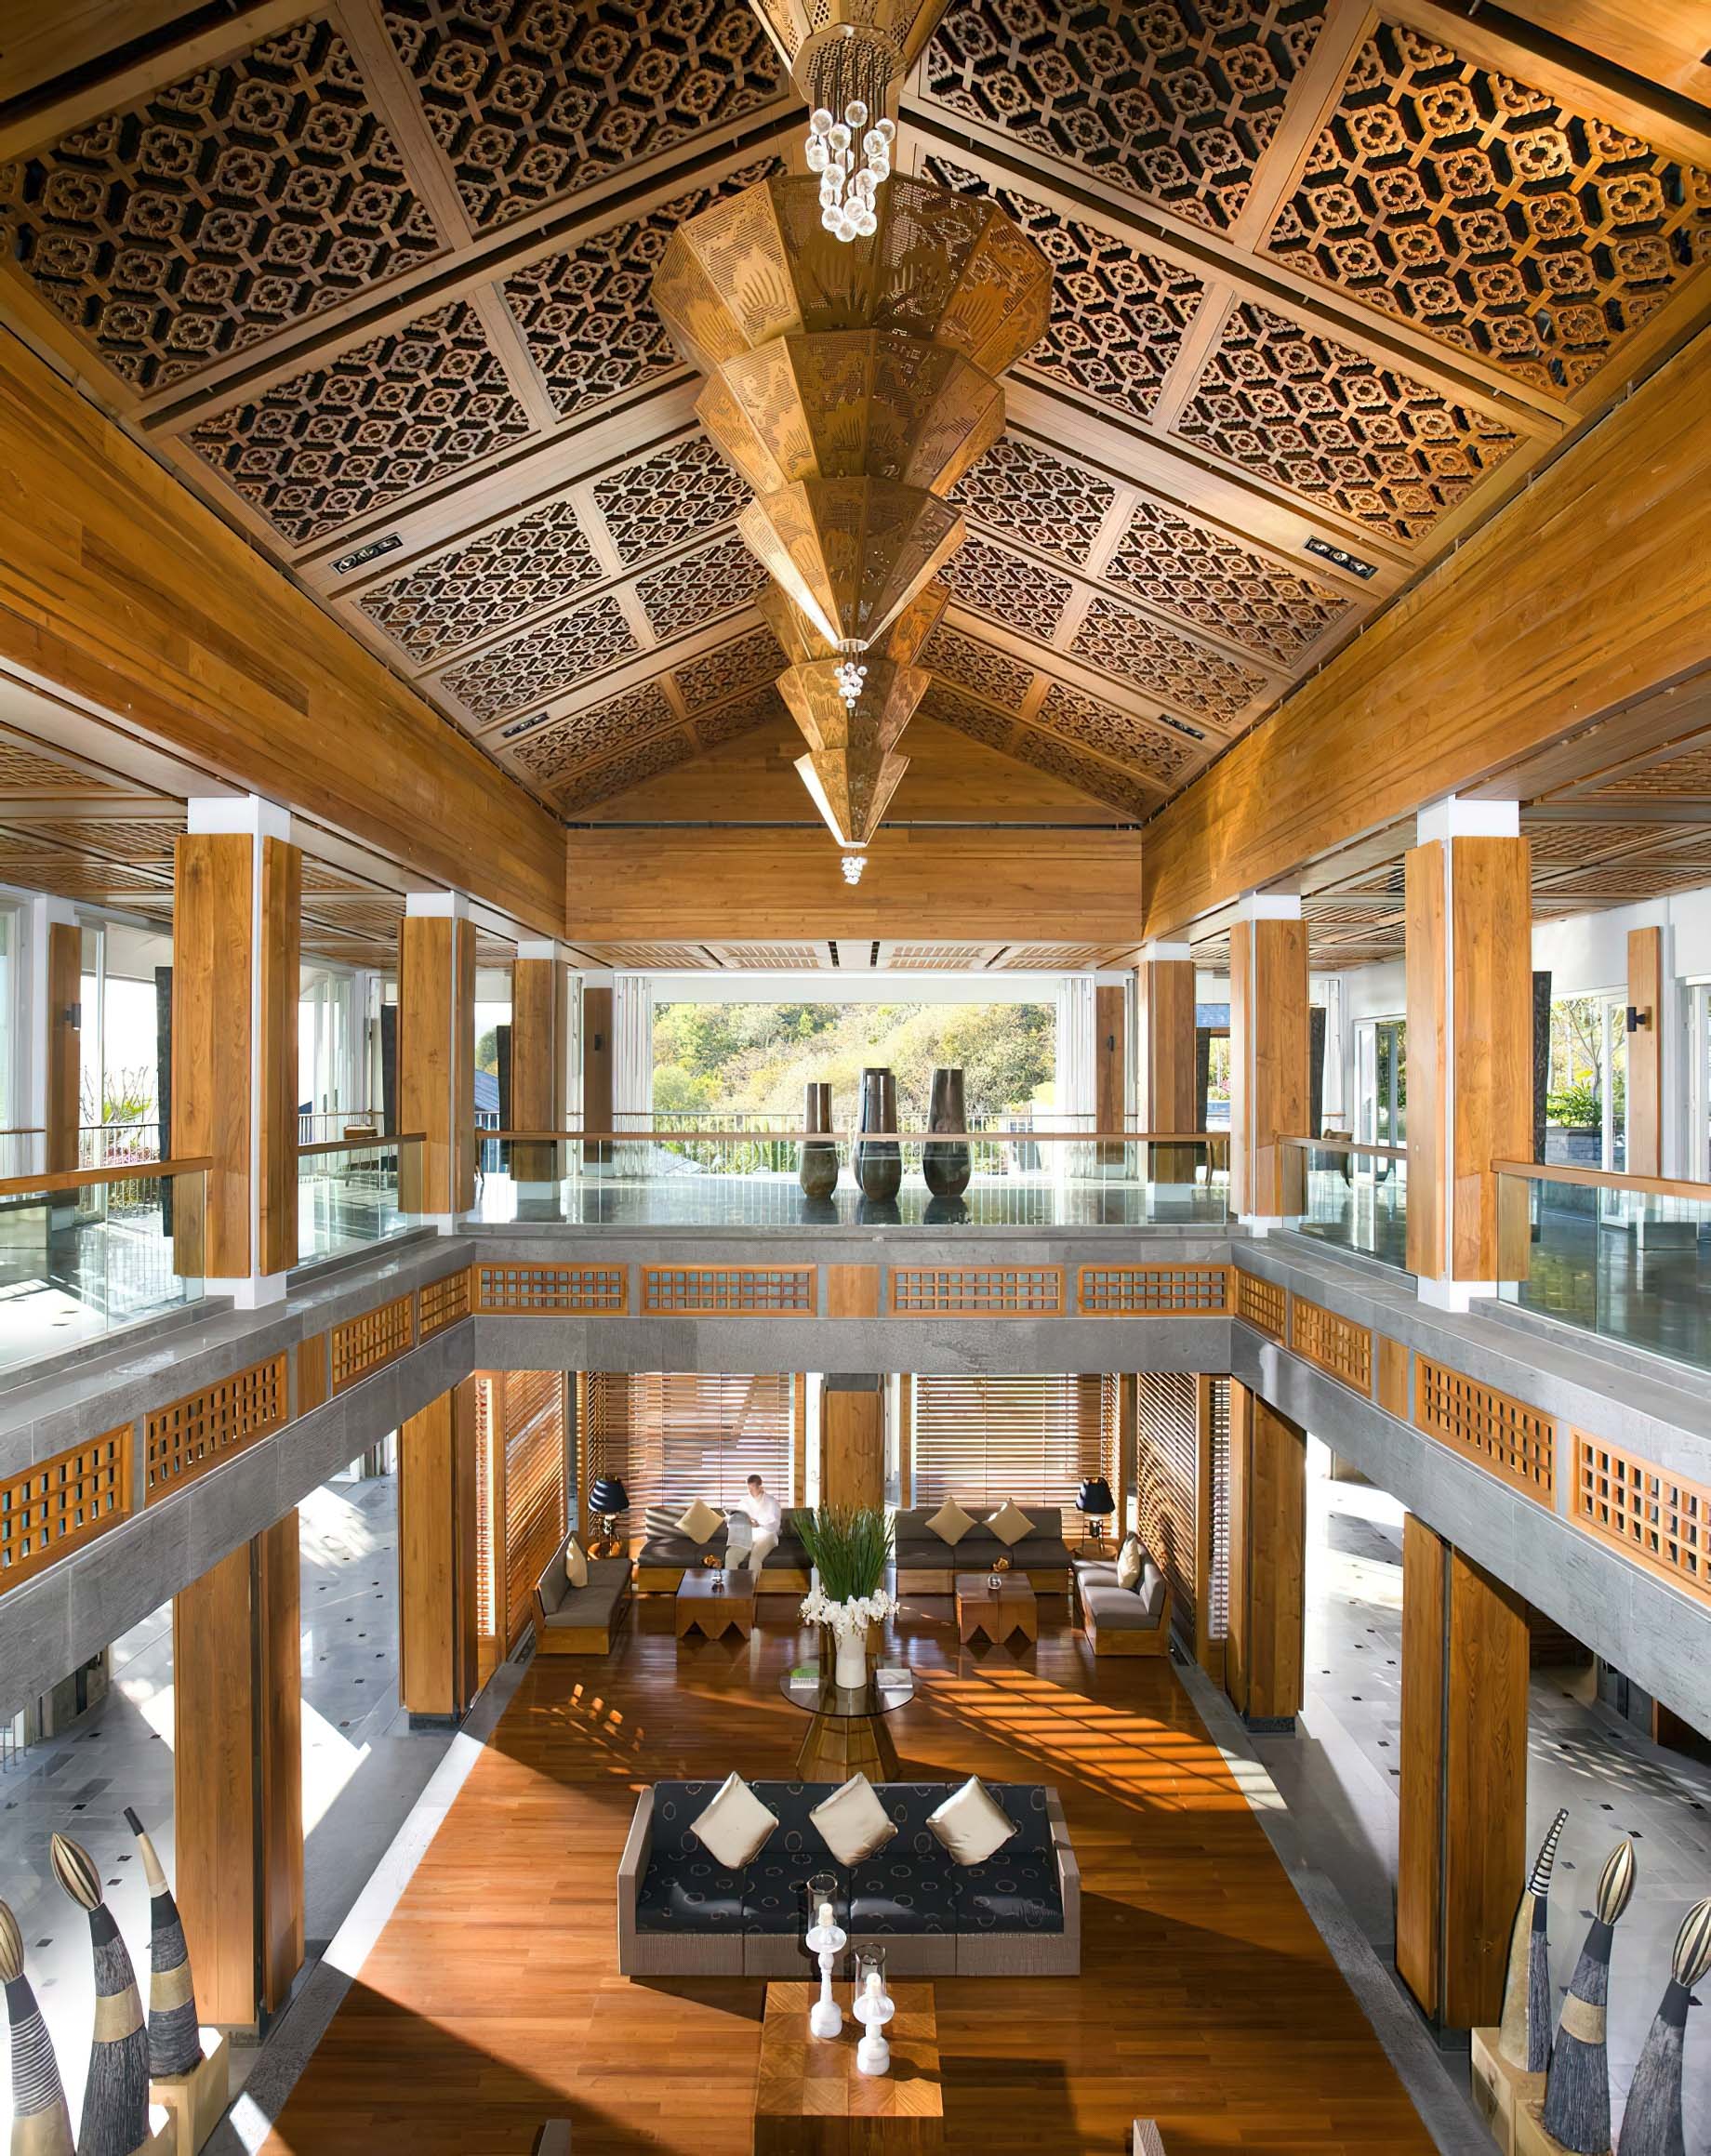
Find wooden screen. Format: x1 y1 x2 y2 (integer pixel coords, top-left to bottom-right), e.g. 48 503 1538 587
911 1375 1109 1535
1136 1372 1197 1643
1207 1375 1230 1648
584 1373 794 1547
473 1377 501 1685
501 1370 566 1651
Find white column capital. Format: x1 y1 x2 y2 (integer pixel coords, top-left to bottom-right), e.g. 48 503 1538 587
1416 795 1519 844
580 967 615 988
515 938 568 963
404 890 469 919
1136 940 1193 964
188 793 291 842
1234 892 1302 922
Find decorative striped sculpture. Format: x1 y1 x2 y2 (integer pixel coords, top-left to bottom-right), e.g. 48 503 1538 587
49 1834 151 2156
1543 1838 1637 2155
0 1898 75 2156
121 1810 200 2081
1616 1897 1711 2156
1500 1806 1569 2074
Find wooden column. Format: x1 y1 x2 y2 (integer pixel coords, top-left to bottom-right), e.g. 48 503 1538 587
1398 1519 1530 2029
172 817 300 1282
582 979 613 1165
1626 925 1664 1177
45 917 80 1174
1094 981 1126 1165
399 903 476 1219
1136 941 1197 1184
172 1513 303 2030
1404 818 1532 1287
821 1375 883 1511
511 944 564 1183
398 1378 480 1722
1228 904 1308 1220
1225 1383 1306 1729
1114 1371 1136 1543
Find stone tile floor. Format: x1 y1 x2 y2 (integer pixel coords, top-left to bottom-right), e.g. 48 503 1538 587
0 1470 454 2125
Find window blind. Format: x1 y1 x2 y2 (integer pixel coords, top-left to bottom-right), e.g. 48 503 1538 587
585 1373 794 1537
1136 1371 1197 1642
911 1374 1110 1534
502 1369 566 1651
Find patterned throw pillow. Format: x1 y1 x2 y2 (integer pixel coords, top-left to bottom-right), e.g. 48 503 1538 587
691 1773 778 1868
925 1498 976 1545
927 1778 1018 1866
810 1773 898 1865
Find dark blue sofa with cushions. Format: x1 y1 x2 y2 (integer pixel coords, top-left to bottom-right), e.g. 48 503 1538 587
617 1779 1079 1977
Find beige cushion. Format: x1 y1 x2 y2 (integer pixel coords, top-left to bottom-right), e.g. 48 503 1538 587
986 1499 1035 1548
564 1536 589 1590
691 1772 777 1869
925 1498 977 1547
809 1774 897 1866
676 1497 723 1546
927 1778 1017 1867
1116 1536 1143 1592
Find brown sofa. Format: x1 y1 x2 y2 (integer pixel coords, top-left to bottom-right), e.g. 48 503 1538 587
893 1504 1073 1595
533 1541 631 1654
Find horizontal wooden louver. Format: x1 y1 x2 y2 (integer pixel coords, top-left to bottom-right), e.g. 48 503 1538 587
585 1372 794 1537
911 1374 1108 1536
502 1369 565 1652
1136 1372 1196 1640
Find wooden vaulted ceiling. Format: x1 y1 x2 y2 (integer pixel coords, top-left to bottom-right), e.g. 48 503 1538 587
1 0 1709 972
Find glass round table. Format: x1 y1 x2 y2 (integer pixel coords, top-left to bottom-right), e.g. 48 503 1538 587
778 1659 914 1780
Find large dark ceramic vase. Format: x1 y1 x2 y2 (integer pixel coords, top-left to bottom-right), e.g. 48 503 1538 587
799 1081 838 1199
854 1067 901 1201
922 1065 971 1197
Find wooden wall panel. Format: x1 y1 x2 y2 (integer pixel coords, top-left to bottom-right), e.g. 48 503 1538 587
257 1510 303 2016
45 919 80 1175
1404 842 1446 1280
1095 983 1126 1165
1397 1515 1446 2017
582 984 613 1166
259 837 300 1276
0 335 564 935
827 1265 880 1318
1135 958 1196 1131
821 1377 883 1513
1225 1381 1253 1716
510 956 563 1182
1141 331 1711 938
398 1381 479 1721
400 913 476 1216
1229 917 1308 1218
1245 1398 1306 1725
1627 926 1664 1177
1377 1337 1410 1421
172 833 252 1277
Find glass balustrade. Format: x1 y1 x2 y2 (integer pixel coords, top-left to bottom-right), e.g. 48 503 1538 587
297 1133 425 1266
1282 1138 1410 1269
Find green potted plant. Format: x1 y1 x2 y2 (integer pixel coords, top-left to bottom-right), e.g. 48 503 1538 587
794 1505 895 1686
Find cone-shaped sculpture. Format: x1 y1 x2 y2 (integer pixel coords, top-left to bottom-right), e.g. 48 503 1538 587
756 1 953 98
739 480 962 652
50 1832 151 2156
780 655 927 845
760 579 945 669
1616 1896 1711 2156
0 1898 75 2156
1500 1806 1569 2074
1543 1838 1637 2154
123 1809 200 2080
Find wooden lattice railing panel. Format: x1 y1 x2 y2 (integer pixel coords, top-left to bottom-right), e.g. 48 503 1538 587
640 1265 816 1316
1079 1264 1229 1315
146 1356 287 1502
474 1263 628 1314
1 1426 132 1593
331 1293 416 1393
1290 1296 1373 1393
1234 1269 1285 1339
418 1267 472 1337
1414 1357 1554 1505
890 1265 1066 1317
1575 1435 1710 1602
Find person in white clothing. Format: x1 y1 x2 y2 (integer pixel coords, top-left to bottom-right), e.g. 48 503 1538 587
739 1473 782 1573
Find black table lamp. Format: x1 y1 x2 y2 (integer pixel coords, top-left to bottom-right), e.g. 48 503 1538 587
589 1475 629 1554
1076 1477 1116 1551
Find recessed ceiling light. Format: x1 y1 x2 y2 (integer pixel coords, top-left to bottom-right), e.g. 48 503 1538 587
331 535 402 574
1305 534 1377 580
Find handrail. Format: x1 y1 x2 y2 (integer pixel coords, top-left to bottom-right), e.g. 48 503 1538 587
298 1131 425 1159
0 1126 44 1136
477 1127 1227 1144
0 1155 213 1198
1492 1157 1711 1205
1282 1134 1408 1161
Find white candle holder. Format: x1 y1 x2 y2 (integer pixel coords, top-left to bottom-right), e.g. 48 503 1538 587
803 1884 846 2038
854 1966 895 2076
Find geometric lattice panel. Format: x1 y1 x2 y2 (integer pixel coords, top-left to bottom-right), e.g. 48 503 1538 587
593 436 749 566
635 532 767 639
0 20 443 392
1069 597 1268 722
940 532 1071 642
418 1267 472 1337
186 299 532 546
357 496 603 665
1174 300 1520 542
948 435 1116 566
331 1292 416 1392
1034 682 1200 786
1575 1433 1710 1602
923 623 1037 711
556 730 694 810
922 0 1328 234
474 1261 628 1313
144 1355 288 1503
1103 497 1354 662
509 682 677 784
1415 1356 1555 1504
1266 23 1711 395
640 1264 816 1315
1010 728 1157 818
1290 1294 1373 1392
672 625 786 710
1078 1264 1230 1314
890 1265 1066 1316
1235 1268 1286 1338
0 1426 132 1594
440 591 638 724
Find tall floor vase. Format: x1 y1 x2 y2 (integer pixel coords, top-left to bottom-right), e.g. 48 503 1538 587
854 1068 901 1201
922 1067 971 1197
51 1833 151 2156
799 1081 838 1199
0 1899 74 2156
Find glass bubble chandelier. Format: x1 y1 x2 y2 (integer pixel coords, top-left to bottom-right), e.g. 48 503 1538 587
841 853 868 885
833 653 867 709
803 31 895 242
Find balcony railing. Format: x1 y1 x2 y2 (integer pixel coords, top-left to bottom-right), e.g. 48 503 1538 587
465 1120 1229 1229
1495 1157 1711 1377
0 1157 209 1376
1280 1136 1409 1271
297 1133 425 1267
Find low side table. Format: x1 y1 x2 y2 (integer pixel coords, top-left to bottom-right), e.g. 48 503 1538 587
676 1567 755 1641
754 1981 944 2154
956 1572 1038 1646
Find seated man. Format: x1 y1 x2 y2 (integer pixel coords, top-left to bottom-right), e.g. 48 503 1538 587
738 1472 781 1573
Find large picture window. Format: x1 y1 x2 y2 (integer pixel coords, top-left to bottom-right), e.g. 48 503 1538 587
909 1374 1112 1534
585 1372 795 1539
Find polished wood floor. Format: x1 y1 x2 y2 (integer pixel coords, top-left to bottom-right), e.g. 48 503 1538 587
265 1602 1438 2155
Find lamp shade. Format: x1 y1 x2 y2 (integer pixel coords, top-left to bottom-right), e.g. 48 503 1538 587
589 1476 629 1515
1076 1478 1115 1516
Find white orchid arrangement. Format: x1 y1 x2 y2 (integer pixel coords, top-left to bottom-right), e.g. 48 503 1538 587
801 1582 897 1634
793 1505 895 1635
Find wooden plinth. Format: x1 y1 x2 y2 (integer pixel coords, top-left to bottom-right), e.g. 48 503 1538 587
1515 2096 1592 2156
677 1570 755 1641
144 2108 178 2153
796 1704 900 1782
955 1575 1038 1647
754 1982 944 2154
151 2028 231 2154
1470 2028 1544 2156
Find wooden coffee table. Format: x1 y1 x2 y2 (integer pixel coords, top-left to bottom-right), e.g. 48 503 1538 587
754 1981 944 2153
956 1571 1038 1646
675 1567 755 1640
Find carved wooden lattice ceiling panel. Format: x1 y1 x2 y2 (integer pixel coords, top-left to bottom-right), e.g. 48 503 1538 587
0 20 443 393
591 434 750 565
358 496 603 664
921 0 1327 233
947 434 1116 566
922 623 1036 710
671 625 784 710
1035 681 1199 786
1009 728 1156 818
1264 22 1711 395
938 531 1072 642
634 531 768 638
920 681 1018 751
690 682 787 750
1069 594 1269 722
384 0 787 231
557 729 694 810
7 814 182 861
439 589 638 723
1102 496 1353 662
510 681 676 782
